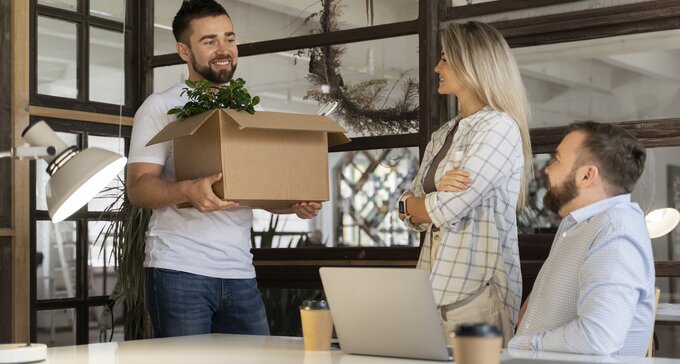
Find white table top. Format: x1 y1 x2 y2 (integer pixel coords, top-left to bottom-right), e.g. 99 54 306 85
41 334 680 364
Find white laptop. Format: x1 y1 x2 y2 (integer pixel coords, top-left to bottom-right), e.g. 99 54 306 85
319 267 452 361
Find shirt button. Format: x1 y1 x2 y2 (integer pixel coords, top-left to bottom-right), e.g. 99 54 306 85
562 232 567 238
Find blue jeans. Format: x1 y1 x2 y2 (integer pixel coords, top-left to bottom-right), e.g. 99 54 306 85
145 268 270 337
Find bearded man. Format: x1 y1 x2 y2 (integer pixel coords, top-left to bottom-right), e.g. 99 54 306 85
508 121 655 356
126 0 321 337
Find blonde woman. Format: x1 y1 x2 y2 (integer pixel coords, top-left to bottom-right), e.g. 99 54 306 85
398 21 532 344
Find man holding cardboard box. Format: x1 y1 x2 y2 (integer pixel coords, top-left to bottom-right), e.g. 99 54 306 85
127 0 321 338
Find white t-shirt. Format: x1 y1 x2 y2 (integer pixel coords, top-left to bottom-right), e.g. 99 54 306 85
128 82 255 279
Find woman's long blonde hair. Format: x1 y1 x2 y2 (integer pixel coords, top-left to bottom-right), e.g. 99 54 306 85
441 21 533 211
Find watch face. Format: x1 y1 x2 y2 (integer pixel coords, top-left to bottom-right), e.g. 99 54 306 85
398 201 405 214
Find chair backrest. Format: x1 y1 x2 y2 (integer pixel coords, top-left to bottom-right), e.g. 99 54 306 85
648 287 661 357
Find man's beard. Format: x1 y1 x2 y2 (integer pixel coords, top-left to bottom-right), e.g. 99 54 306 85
191 54 237 84
543 169 579 215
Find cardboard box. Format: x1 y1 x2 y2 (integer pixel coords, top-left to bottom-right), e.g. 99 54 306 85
147 108 350 209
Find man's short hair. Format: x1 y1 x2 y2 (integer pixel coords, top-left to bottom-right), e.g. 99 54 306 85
172 0 230 43
569 121 646 195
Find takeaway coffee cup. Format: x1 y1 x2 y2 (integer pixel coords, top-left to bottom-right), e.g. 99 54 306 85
451 323 502 364
300 300 333 351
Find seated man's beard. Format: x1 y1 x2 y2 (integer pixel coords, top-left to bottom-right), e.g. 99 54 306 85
543 171 578 215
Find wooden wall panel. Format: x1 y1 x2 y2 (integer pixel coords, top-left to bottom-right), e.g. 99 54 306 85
12 0 30 343
0 0 10 228
0 237 11 342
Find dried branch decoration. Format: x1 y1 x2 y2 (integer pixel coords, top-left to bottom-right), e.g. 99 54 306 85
299 0 419 135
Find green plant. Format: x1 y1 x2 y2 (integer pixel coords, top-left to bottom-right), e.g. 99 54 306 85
261 288 324 336
252 214 280 249
97 181 153 340
250 215 325 336
167 78 260 119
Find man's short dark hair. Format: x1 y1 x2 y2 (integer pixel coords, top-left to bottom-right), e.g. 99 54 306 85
569 121 646 195
172 0 230 43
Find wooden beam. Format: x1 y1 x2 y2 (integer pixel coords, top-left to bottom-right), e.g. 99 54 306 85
150 20 420 67
490 0 680 48
11 0 30 343
530 118 680 154
28 106 134 126
444 0 581 21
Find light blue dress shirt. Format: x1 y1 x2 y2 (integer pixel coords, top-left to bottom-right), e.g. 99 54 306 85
509 194 655 356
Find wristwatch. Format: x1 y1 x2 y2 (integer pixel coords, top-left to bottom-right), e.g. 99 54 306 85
398 193 413 223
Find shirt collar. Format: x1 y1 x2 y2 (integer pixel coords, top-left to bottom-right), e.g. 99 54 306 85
567 194 632 224
458 106 492 126
445 106 492 131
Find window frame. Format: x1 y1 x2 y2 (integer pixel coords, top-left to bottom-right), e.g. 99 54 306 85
29 117 131 344
142 0 680 290
147 2 444 323
30 0 138 116
27 0 139 345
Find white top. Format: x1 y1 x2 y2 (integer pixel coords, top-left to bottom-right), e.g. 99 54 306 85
37 334 680 364
510 195 655 356
128 82 255 279
404 108 524 325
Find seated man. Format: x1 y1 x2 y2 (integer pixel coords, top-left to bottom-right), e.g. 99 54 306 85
509 121 655 356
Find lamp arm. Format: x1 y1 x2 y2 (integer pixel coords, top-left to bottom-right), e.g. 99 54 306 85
0 146 56 160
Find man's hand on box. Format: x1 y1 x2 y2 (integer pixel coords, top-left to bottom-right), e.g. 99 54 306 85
292 202 322 219
186 172 240 212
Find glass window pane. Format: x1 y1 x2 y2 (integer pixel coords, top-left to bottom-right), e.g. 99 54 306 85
252 147 419 248
90 305 124 343
519 146 680 238
89 27 125 104
515 29 680 128
38 17 78 98
651 147 680 262
242 36 419 137
36 220 78 300
153 64 189 94
38 0 77 12
154 36 420 137
36 132 79 211
90 0 125 22
335 147 419 246
89 221 117 297
87 135 126 211
36 308 76 347
154 0 418 55
517 153 560 234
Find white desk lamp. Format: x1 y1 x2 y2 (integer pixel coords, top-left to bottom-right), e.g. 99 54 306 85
0 120 127 362
646 207 680 239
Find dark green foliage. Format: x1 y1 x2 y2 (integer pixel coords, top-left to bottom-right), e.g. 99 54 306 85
96 181 153 340
260 288 324 336
167 78 260 119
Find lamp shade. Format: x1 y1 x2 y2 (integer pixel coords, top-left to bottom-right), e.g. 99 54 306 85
646 208 680 239
46 147 127 223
